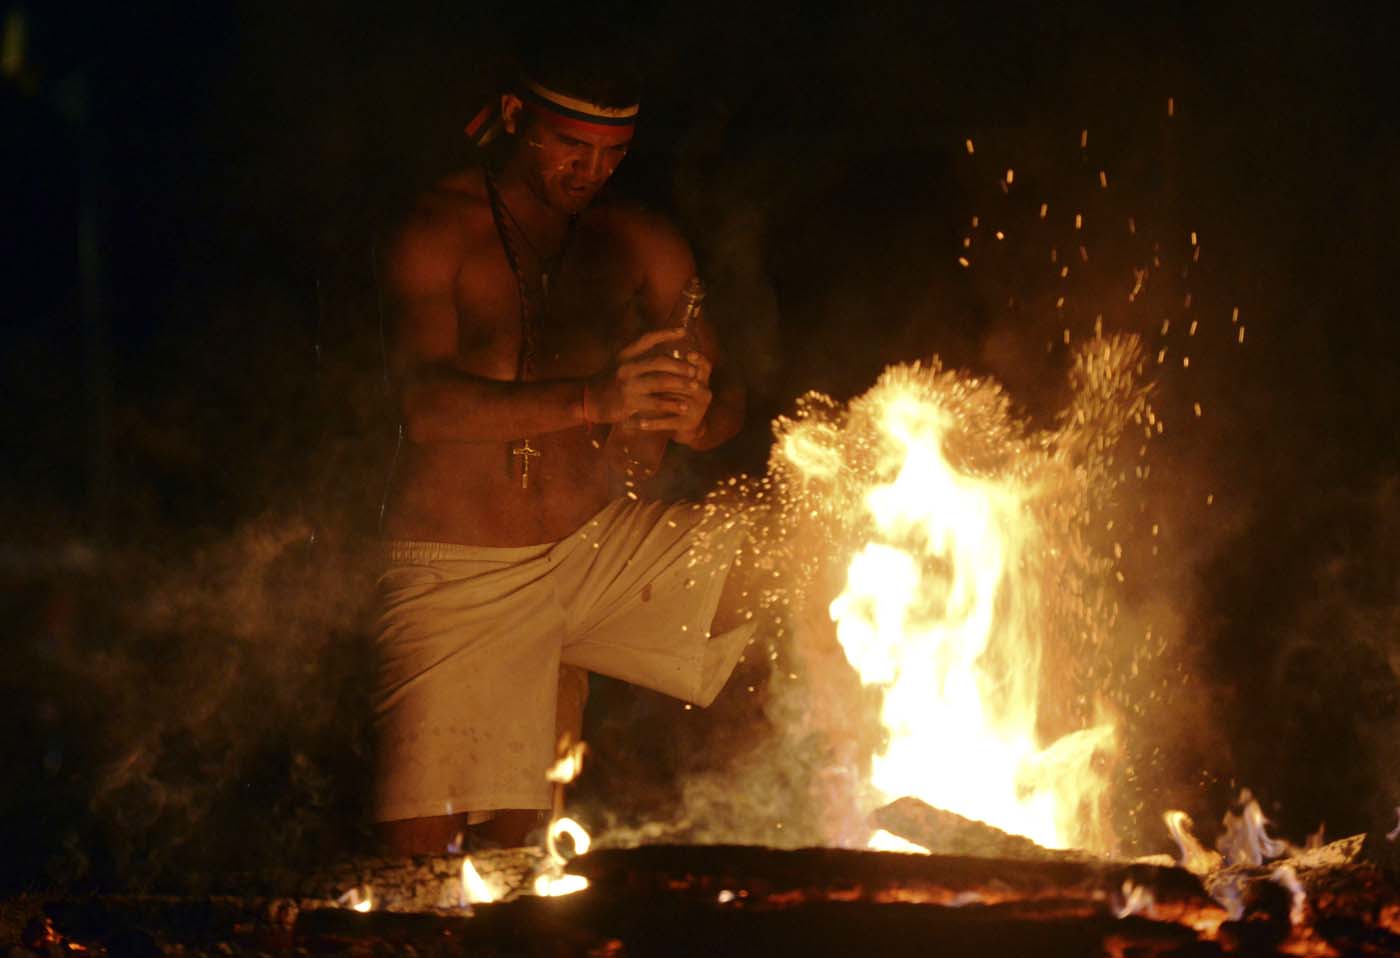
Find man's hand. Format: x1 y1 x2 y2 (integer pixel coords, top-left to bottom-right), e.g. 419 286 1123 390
583 329 704 425
640 349 712 446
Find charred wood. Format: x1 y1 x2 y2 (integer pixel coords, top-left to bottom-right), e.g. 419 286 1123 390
296 892 1213 958
24 840 1400 957
566 844 1226 929
871 796 1096 862
1205 855 1400 941
42 895 303 956
223 846 547 909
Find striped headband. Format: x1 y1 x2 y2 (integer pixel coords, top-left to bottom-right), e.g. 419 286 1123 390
465 78 640 148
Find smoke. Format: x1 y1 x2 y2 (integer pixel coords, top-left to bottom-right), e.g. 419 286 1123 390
1205 473 1400 840
2 508 387 891
0 215 394 891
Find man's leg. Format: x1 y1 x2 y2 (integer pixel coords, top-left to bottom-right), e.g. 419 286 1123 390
552 499 759 708
374 549 567 852
375 666 584 855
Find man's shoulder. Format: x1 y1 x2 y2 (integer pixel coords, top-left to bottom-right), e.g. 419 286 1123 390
383 169 492 288
586 198 693 270
385 170 492 272
399 169 490 236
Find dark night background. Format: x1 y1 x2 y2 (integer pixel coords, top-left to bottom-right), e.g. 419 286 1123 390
3 1 1398 891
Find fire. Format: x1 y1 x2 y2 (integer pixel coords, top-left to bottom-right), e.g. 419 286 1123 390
1113 880 1155 919
534 872 590 897
1163 810 1223 875
532 816 592 898
1217 790 1289 865
777 346 1148 853
868 829 931 854
547 816 592 862
461 857 495 905
337 886 373 912
547 738 587 784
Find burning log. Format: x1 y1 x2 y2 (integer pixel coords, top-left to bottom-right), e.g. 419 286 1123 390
871 796 1095 862
31 849 548 956
224 846 547 910
26 837 1400 956
1196 833 1400 952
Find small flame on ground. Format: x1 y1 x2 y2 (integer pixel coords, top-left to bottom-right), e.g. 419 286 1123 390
547 739 587 785
547 816 592 866
1163 810 1223 875
461 857 495 905
534 873 590 897
1218 791 1289 866
337 887 373 913
1113 879 1155 919
1212 874 1247 922
867 829 931 854
1271 864 1307 927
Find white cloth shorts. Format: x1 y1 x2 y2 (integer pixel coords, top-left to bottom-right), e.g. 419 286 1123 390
372 497 755 823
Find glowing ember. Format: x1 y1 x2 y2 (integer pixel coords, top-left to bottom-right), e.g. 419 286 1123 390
776 343 1148 853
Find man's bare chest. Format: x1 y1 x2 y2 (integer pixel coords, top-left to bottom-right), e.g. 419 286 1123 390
452 238 644 381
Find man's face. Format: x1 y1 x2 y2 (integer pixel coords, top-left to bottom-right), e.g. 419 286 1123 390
504 97 632 214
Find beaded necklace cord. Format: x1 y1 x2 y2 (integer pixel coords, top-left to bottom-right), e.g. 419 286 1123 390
484 168 577 488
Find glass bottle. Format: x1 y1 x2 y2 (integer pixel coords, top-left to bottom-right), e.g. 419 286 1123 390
604 277 707 489
664 276 705 359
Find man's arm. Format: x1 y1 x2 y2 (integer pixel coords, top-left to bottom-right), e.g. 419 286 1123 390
386 201 699 444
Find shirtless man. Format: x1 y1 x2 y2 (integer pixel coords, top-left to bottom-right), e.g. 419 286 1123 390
372 48 752 853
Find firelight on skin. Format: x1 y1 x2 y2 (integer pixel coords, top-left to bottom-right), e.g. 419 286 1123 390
500 84 635 217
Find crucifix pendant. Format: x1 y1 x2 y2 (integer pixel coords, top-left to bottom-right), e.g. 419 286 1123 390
512 438 541 488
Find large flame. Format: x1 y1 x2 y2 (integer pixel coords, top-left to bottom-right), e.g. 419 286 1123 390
778 348 1146 853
